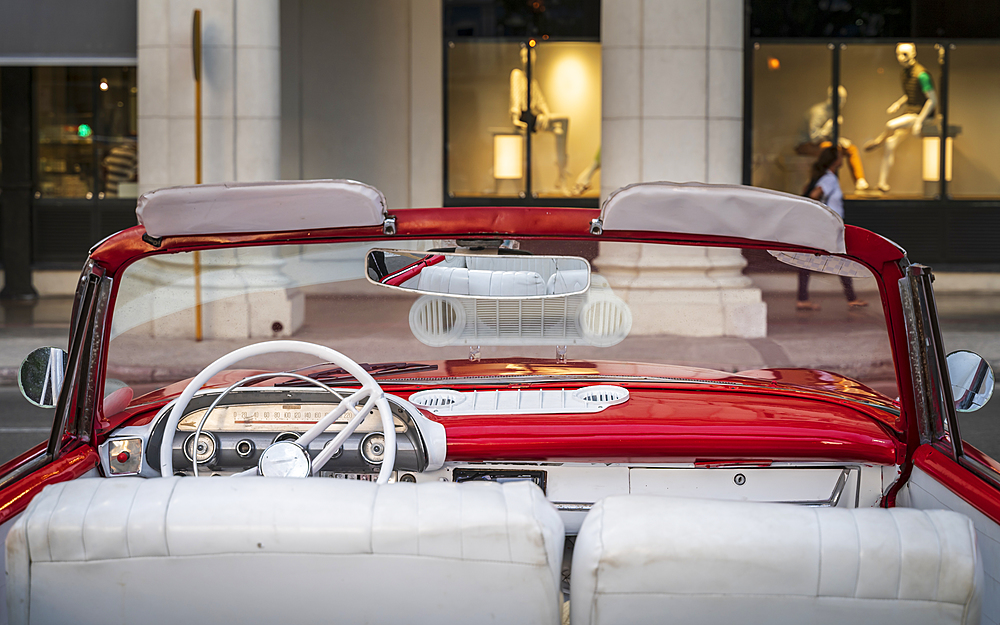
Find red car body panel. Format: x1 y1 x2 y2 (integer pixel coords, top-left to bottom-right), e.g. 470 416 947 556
0 444 99 524
10 203 985 526
913 444 1000 525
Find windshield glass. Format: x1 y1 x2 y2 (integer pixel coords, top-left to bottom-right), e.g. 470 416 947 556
107 238 898 400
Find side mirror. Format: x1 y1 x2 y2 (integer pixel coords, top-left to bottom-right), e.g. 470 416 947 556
18 347 68 408
947 350 995 413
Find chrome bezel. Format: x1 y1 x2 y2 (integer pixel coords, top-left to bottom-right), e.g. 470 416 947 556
360 432 386 465
182 431 218 464
235 439 255 458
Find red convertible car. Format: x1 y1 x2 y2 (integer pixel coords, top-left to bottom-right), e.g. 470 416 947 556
1 180 995 624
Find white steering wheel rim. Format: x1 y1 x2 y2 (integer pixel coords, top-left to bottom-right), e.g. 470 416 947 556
159 340 396 483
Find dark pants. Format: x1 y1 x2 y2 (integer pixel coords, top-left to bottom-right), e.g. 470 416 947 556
798 270 857 302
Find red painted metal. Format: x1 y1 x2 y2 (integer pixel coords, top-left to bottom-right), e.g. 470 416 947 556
913 444 1000 525
381 254 446 286
420 387 901 464
0 444 99 525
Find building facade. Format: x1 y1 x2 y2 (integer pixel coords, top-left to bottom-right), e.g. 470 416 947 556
1 0 999 299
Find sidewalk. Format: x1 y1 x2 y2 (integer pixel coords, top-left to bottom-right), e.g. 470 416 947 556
2 271 1000 391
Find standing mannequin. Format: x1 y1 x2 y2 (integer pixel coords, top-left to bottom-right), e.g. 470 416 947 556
510 47 572 194
795 86 869 192
864 43 938 193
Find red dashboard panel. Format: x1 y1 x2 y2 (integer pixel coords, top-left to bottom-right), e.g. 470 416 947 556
415 388 901 465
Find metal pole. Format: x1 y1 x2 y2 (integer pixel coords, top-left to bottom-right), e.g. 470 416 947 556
192 9 204 342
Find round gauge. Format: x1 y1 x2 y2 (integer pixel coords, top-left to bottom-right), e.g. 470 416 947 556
360 433 386 465
258 441 311 478
183 432 217 464
322 439 343 459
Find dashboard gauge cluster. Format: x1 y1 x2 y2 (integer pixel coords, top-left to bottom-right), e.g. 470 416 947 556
124 388 437 477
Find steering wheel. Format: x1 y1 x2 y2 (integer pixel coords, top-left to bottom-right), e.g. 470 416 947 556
158 340 396 483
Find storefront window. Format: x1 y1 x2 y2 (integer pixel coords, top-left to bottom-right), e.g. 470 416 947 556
751 44 832 196
35 66 137 200
447 41 526 199
948 44 1000 199
446 40 601 202
840 43 939 199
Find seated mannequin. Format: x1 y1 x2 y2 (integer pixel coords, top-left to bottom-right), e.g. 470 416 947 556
864 43 939 193
794 86 868 192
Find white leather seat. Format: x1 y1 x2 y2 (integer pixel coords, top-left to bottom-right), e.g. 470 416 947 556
571 496 982 625
417 265 546 296
6 477 564 625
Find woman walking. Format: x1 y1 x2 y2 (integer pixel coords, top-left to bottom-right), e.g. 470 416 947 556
797 146 868 311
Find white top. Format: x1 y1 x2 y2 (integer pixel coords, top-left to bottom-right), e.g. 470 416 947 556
136 179 387 238
600 182 846 254
815 170 844 218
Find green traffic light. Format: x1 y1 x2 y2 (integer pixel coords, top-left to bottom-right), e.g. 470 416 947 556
77 124 92 138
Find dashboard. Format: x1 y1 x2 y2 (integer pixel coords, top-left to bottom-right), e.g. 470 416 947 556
99 388 446 478
97 385 897 535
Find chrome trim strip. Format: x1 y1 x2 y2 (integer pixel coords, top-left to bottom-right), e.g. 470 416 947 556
553 502 593 512
775 468 850 507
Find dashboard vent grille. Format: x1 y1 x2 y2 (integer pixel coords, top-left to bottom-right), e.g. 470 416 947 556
409 385 628 415
575 386 630 404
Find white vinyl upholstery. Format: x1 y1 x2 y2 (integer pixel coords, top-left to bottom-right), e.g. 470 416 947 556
417 265 546 296
6 477 564 625
571 496 982 625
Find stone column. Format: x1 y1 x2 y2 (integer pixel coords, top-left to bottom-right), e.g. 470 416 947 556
137 0 291 339
597 0 765 338
137 0 280 193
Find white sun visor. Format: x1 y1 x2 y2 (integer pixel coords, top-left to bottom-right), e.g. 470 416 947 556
598 182 846 254
136 179 387 238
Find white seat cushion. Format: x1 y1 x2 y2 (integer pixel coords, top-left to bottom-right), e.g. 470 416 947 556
417 265 546 296
571 496 982 625
6 477 564 625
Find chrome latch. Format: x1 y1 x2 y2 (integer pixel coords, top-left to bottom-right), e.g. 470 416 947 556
382 215 397 236
589 218 603 236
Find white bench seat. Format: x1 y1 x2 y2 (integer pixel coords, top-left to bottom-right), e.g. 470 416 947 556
571 496 982 625
6 477 564 625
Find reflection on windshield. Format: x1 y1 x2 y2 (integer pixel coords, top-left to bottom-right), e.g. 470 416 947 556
108 240 897 400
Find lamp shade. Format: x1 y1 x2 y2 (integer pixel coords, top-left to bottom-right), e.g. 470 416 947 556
922 136 953 182
494 134 524 180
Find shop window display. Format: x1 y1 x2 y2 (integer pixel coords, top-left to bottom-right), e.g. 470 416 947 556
840 43 939 199
447 40 600 201
35 66 137 200
752 41 1000 201
948 44 1000 199
751 44 833 196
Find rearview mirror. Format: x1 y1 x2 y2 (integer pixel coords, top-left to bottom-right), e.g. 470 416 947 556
18 347 68 408
947 350 994 413
366 249 590 298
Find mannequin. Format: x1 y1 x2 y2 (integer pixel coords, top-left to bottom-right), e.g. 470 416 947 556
510 47 572 194
795 86 869 192
573 147 600 195
864 43 938 193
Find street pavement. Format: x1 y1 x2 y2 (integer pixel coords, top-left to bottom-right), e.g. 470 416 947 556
2 285 1000 467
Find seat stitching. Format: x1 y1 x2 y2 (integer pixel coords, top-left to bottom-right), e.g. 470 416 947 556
414 483 421 556
44 484 69 563
122 482 141 558
78 481 102 561
930 510 942 600
591 590 970 605
591 504 604 625
505 486 514 564
162 478 180 556
850 508 862 598
962 522 978 620
814 507 822 597
888 508 902 599
369 486 376 556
